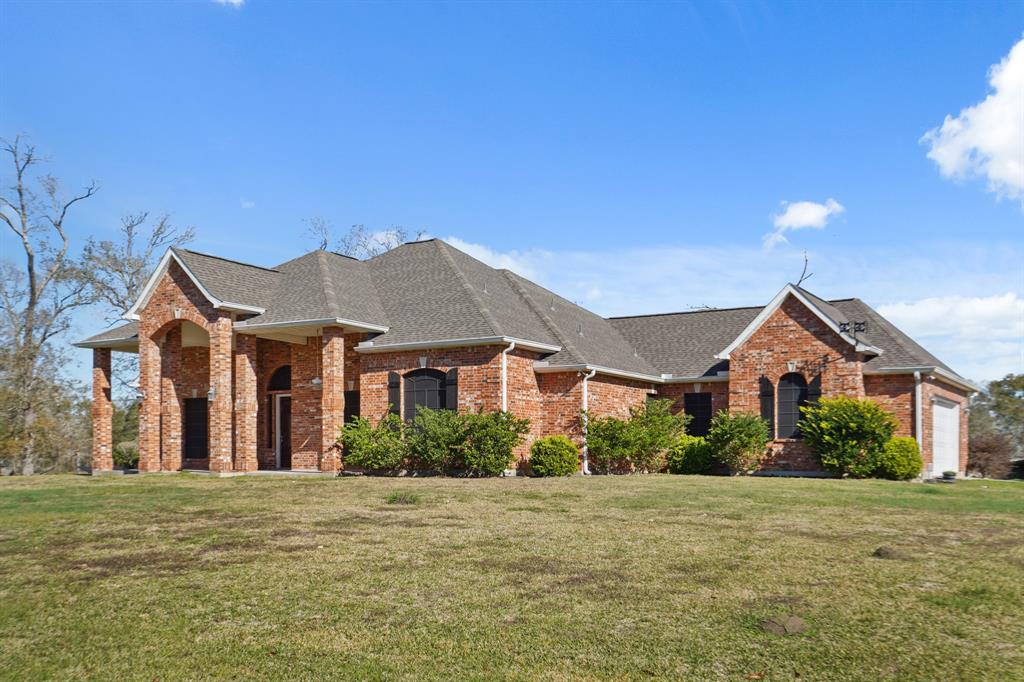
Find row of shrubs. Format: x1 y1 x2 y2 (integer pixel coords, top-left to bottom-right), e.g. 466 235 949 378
340 408 530 476
667 395 923 480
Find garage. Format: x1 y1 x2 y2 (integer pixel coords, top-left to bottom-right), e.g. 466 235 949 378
931 398 961 476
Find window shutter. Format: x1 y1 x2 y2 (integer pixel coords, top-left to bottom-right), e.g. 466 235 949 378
808 374 822 404
759 376 775 438
266 396 274 448
387 371 400 416
445 368 458 410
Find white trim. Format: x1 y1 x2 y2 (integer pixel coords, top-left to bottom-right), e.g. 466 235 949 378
580 368 597 475
660 373 730 384
356 336 562 354
714 284 883 360
125 249 266 320
532 362 662 384
235 317 389 334
914 371 923 453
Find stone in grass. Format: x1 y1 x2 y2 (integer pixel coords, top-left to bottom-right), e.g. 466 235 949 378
760 615 807 636
872 546 910 560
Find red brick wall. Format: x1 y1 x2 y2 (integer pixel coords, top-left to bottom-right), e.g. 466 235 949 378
863 374 915 439
537 372 583 446
586 375 654 419
729 295 865 472
359 346 502 422
657 381 729 423
505 348 546 462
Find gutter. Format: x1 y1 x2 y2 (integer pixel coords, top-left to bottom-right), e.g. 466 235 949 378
356 336 561 354
500 341 516 412
580 368 597 475
533 362 662 384
914 371 924 452
235 317 390 333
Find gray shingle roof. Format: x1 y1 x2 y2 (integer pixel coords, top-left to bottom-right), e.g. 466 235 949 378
74 321 139 347
609 307 760 377
172 248 279 310
78 243 970 388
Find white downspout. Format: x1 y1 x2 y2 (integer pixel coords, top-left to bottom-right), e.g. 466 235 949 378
914 370 924 457
500 341 516 412
580 368 597 475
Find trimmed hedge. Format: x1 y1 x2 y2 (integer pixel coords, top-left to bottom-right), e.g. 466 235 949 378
706 410 770 474
875 437 923 480
799 396 898 477
529 435 580 477
341 414 408 472
583 399 688 474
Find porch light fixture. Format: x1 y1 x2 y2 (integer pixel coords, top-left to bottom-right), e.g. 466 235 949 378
207 386 216 402
347 380 355 391
311 377 323 388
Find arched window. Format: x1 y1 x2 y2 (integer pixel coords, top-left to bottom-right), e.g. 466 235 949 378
403 368 457 421
777 372 808 439
268 365 291 391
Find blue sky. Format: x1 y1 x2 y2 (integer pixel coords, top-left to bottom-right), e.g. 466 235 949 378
1 1 1021 384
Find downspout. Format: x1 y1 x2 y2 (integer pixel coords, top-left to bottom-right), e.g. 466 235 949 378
500 341 516 412
580 368 597 475
914 371 924 455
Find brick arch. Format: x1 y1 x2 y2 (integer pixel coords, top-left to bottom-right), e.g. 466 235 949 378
146 309 211 341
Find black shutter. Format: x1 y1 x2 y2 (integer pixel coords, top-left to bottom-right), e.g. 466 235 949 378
808 374 822 404
266 395 274 448
759 376 775 438
387 371 400 416
445 368 458 410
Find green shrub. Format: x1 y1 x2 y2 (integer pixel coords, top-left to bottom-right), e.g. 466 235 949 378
463 411 530 476
341 414 409 472
112 440 139 469
798 396 898 477
666 434 715 474
585 414 631 474
529 435 579 477
706 411 770 474
625 399 689 473
875 437 923 480
407 407 468 472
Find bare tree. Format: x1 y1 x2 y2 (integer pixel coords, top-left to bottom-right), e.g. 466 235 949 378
0 136 98 474
82 212 194 322
305 220 426 259
81 212 194 394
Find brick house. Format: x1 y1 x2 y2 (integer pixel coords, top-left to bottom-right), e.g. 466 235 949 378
76 239 976 477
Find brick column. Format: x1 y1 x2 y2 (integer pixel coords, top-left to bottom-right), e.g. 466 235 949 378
319 328 345 472
91 348 114 473
208 316 234 473
233 333 258 472
138 331 162 472
160 326 183 471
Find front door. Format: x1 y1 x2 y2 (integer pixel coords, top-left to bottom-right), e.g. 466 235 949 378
183 398 209 461
277 395 292 469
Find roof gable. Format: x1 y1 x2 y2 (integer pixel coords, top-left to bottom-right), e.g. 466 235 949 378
715 284 883 360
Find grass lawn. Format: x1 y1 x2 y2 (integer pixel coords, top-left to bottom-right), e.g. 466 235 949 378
1 474 1022 681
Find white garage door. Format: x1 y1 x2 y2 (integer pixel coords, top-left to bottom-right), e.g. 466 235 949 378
931 399 960 476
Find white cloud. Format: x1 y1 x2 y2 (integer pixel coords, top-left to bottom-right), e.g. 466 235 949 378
878 294 1024 382
213 0 244 6
764 198 845 248
921 36 1024 200
442 236 1023 382
240 199 255 209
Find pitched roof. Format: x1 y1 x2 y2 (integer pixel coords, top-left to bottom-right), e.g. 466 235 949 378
79 241 972 389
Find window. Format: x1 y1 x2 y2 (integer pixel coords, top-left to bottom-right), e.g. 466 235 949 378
268 365 291 391
684 393 713 436
777 372 809 439
402 368 457 421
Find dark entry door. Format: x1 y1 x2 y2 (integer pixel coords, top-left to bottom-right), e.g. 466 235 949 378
278 396 292 469
684 393 713 437
183 398 209 460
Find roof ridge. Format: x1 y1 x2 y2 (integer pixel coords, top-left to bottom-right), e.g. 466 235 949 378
316 250 341 319
175 247 280 273
608 304 764 320
502 270 584 363
434 239 503 337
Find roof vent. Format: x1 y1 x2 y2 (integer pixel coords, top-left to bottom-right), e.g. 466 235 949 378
549 297 555 312
577 323 583 337
482 282 488 294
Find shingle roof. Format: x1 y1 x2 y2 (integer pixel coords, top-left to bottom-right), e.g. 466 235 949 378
172 248 279 310
75 321 139 347
78 242 970 388
609 307 760 377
